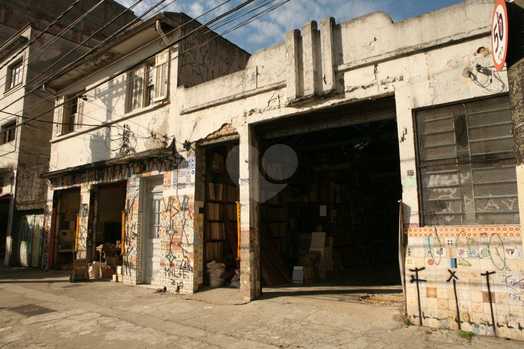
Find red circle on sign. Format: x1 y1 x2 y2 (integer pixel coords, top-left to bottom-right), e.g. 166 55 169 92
491 0 509 71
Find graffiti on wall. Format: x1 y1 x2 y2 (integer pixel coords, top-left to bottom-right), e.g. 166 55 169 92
77 203 89 257
160 194 194 290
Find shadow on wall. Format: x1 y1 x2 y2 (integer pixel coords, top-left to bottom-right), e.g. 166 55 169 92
94 78 127 123
13 213 44 268
89 128 112 163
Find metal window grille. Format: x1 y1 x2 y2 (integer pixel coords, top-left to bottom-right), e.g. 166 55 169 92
416 95 519 225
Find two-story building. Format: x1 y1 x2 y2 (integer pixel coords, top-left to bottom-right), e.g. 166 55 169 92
42 11 250 280
0 0 136 267
44 0 524 340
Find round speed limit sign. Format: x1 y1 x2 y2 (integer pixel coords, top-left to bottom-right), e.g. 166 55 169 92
492 0 509 71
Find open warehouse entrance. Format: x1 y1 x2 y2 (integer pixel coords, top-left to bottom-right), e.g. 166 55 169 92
256 99 402 298
87 181 127 274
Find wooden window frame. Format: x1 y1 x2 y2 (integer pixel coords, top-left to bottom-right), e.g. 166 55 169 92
5 59 23 92
125 52 169 114
0 121 16 145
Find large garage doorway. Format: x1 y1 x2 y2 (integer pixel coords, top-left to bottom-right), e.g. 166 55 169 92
257 99 402 299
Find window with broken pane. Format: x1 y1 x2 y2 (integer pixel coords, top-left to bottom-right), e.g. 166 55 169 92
415 95 519 225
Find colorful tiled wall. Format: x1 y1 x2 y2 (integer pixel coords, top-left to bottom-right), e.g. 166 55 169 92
405 224 524 340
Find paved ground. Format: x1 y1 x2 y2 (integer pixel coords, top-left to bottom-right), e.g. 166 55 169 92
0 268 523 348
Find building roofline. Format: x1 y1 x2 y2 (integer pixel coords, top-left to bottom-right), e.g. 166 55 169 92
0 24 31 59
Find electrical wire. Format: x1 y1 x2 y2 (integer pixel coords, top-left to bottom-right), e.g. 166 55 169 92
0 0 243 127
26 0 170 92
0 0 173 117
0 0 292 154
0 0 84 73
0 0 178 124
0 0 110 88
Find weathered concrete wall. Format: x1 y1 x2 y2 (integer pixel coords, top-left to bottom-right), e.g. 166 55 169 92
177 14 251 88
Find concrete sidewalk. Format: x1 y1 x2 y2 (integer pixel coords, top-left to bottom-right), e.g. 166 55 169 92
0 268 522 348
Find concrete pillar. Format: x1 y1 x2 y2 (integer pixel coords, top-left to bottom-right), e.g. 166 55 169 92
122 176 141 284
41 186 55 270
320 17 336 95
239 125 261 301
286 29 302 103
302 21 320 97
508 57 524 249
194 147 206 290
395 86 420 225
76 183 91 260
3 169 16 267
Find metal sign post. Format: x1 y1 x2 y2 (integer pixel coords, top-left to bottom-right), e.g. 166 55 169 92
409 267 426 326
447 269 461 330
481 270 497 336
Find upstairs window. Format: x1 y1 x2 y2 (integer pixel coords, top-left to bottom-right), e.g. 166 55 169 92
0 121 16 144
61 94 84 135
6 59 23 92
416 95 519 225
125 51 169 113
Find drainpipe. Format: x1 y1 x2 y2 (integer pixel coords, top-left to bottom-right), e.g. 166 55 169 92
155 20 170 46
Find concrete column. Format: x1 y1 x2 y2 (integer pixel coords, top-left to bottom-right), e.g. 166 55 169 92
76 183 91 260
508 57 524 249
395 86 420 226
286 29 302 103
320 17 336 94
3 169 16 267
194 147 206 290
239 125 261 301
302 21 320 97
42 186 55 270
122 176 141 284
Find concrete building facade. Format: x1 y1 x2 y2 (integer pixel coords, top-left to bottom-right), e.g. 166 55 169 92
44 0 524 340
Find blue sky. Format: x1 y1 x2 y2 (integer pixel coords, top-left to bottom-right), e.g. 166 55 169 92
116 0 463 53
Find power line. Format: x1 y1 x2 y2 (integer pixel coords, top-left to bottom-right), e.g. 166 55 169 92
0 0 293 164
25 0 163 92
1 0 289 141
0 0 239 127
0 0 172 118
0 0 177 124
0 0 109 88
0 0 84 73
